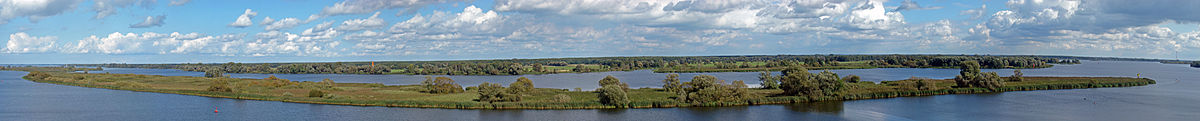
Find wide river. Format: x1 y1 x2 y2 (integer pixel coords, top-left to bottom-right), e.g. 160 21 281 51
1 61 1197 120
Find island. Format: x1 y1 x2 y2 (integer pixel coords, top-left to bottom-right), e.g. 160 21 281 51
3 60 1154 109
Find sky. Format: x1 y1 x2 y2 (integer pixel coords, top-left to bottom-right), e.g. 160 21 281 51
1 0 1199 64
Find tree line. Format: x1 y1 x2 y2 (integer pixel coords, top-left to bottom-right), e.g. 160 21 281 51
70 55 1080 75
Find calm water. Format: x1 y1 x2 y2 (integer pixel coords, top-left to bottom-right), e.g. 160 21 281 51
2 61 1198 120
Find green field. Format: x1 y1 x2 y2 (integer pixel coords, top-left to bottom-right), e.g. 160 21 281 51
7 67 1155 109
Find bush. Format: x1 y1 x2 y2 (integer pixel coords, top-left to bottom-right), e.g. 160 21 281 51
597 85 629 107
207 78 233 92
308 89 326 97
508 77 534 95
424 77 464 93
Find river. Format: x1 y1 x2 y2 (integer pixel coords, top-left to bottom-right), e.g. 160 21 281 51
1 60 1197 120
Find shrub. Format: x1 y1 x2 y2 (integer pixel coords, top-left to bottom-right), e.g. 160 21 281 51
508 77 535 95
597 85 629 107
425 77 464 93
207 78 233 92
308 90 326 97
204 70 224 78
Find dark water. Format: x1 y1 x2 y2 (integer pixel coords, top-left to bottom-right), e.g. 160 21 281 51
2 61 1198 120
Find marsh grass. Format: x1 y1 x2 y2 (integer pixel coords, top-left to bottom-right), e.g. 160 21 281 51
19 69 1153 109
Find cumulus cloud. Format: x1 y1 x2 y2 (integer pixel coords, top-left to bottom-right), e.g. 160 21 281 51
0 0 82 24
129 15 166 28
228 9 257 28
263 17 303 31
320 0 466 16
3 32 57 53
335 12 386 31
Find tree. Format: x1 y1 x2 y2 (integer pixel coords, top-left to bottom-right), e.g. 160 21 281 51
597 85 629 107
780 67 817 96
477 82 506 103
758 71 780 89
598 75 629 91
427 77 464 93
814 70 845 96
953 61 1005 90
508 77 535 96
955 61 981 88
662 73 682 93
532 64 546 72
1009 69 1024 82
779 67 844 97
204 70 224 78
420 76 435 91
320 78 335 89
843 75 861 83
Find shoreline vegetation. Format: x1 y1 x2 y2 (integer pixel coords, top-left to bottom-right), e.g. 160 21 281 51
68 54 1081 75
3 61 1155 109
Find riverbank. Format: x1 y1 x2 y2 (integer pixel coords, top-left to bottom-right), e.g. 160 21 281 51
11 67 1154 109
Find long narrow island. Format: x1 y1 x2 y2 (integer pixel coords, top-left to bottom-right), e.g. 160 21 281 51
3 61 1153 109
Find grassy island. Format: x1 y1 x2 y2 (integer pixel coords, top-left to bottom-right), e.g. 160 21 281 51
4 64 1154 109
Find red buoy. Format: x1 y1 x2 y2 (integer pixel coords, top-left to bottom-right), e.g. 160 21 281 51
214 107 219 113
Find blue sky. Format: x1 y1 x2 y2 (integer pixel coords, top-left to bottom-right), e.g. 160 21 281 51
1 0 1198 64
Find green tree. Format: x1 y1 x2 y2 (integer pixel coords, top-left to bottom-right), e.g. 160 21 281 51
780 67 818 96
758 71 780 89
843 75 861 83
476 82 506 103
598 75 629 91
953 61 1005 90
420 76 434 92
427 77 464 93
1009 69 1024 82
597 85 629 107
532 64 546 72
815 70 845 96
508 77 535 95
955 61 982 87
662 73 682 93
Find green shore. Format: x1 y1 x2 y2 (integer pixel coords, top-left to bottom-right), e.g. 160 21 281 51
8 67 1154 109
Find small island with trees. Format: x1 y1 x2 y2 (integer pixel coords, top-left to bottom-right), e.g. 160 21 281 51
5 59 1155 109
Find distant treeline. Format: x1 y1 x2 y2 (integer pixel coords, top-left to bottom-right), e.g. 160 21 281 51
70 54 1080 75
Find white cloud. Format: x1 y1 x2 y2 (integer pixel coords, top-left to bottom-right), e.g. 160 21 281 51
3 32 57 53
263 17 303 31
320 0 466 16
0 0 82 24
168 0 190 6
67 32 243 54
92 0 155 19
335 12 386 31
129 15 166 28
893 0 943 11
228 9 257 28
